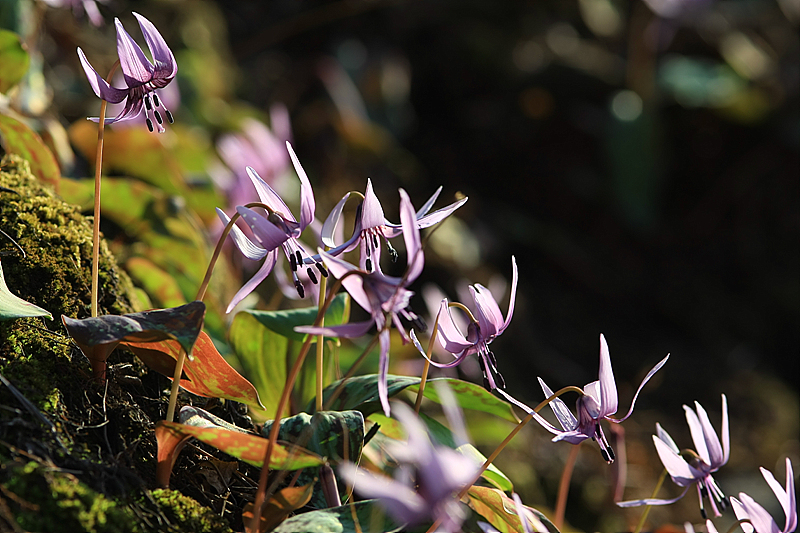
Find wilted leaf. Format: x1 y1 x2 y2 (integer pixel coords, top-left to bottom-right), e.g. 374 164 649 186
62 301 205 381
155 420 323 488
242 484 314 533
0 112 60 187
467 486 559 533
270 500 401 533
0 261 51 320
0 30 29 94
244 293 350 342
123 330 265 410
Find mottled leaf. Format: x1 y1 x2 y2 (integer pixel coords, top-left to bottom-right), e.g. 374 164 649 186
0 112 60 187
245 292 350 342
124 333 265 410
271 500 401 533
62 301 205 381
243 484 314 533
467 486 560 533
155 420 323 488
179 405 250 433
0 261 51 320
0 30 29 94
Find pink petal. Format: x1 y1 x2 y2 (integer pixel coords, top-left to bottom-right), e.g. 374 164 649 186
399 189 423 282
115 17 153 85
225 251 277 313
653 434 701 485
377 329 391 416
318 250 372 313
246 167 295 223
215 208 267 261
286 142 315 230
470 284 504 338
597 334 618 417
617 486 691 508
499 256 518 334
695 399 725 469
236 206 290 250
77 48 128 103
296 320 373 339
612 354 669 423
360 179 387 230
321 192 350 248
684 404 711 467
538 377 578 432
132 12 176 78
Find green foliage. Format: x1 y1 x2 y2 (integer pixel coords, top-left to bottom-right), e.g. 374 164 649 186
0 113 61 187
0 30 29 94
270 500 402 533
148 489 232 533
467 486 561 533
244 292 350 342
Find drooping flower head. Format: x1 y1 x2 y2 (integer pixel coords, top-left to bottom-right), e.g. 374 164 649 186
536 335 669 463
410 256 518 392
77 12 177 132
218 141 324 311
297 188 424 416
731 458 796 533
328 178 467 273
339 402 478 533
618 395 730 518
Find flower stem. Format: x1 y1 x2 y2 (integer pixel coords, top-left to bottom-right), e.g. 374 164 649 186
414 311 442 413
633 468 667 533
555 443 580 530
425 385 584 533
315 274 327 412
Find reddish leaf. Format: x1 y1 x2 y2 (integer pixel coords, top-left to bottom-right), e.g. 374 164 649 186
155 421 323 488
242 484 314 533
0 112 60 188
62 301 205 381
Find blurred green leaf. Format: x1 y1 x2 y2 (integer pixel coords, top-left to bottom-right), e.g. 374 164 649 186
0 261 51 320
245 293 350 342
409 378 519 423
271 500 401 533
125 257 186 309
312 374 420 416
0 112 60 187
0 30 29 94
467 486 559 533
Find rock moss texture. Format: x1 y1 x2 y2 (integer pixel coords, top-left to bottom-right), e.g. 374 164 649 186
0 155 231 533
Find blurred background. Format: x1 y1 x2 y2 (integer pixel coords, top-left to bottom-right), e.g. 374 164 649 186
2 0 798 531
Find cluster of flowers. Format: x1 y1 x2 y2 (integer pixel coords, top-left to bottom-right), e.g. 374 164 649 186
78 13 796 533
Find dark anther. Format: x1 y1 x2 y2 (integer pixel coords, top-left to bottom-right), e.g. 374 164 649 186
700 507 707 520
365 258 373 272
607 446 616 462
483 376 491 390
387 241 398 262
363 423 380 445
599 448 610 463
365 244 371 257
719 497 728 511
295 251 303 267
146 118 154 132
153 93 160 107
316 263 328 277
155 110 163 124
295 280 305 298
144 94 152 110
165 109 174 123
289 253 297 272
372 234 379 249
308 268 318 284
478 356 487 373
700 486 709 498
495 371 506 389
488 350 498 368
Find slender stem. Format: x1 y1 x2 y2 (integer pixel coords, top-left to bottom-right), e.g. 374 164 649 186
425 385 584 533
414 310 442 413
322 334 381 410
315 275 327 412
165 350 186 422
555 443 580 530
633 468 667 533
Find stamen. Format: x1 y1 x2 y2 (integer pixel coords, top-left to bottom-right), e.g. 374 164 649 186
371 234 379 249
295 250 303 267
146 118 154 132
144 94 152 110
599 448 610 463
289 252 297 272
316 263 328 277
607 445 615 462
365 258 373 272
295 280 305 298
386 240 398 262
153 93 160 107
307 268 318 284
154 110 163 124
165 109 174 123
495 371 506 389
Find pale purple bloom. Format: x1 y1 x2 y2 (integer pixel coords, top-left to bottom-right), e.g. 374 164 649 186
410 257 518 392
731 458 796 533
297 188 424 416
77 13 177 132
618 395 730 518
326 178 467 273
339 402 478 533
217 142 324 311
42 0 107 26
536 335 669 463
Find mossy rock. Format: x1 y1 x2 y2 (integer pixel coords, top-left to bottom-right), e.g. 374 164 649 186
0 155 232 533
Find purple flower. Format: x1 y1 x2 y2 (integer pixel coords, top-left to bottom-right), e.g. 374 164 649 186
731 458 796 533
77 12 177 132
410 257 518 392
327 178 467 273
217 142 323 311
618 395 730 518
536 335 669 463
297 188 424 416
339 402 478 532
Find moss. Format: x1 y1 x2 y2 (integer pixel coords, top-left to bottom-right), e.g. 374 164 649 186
148 489 232 533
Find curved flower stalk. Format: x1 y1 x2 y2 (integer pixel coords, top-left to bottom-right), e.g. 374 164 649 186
731 458 796 533
77 12 177 132
410 256 518 392
297 188 424 416
536 335 669 463
326 178 467 272
339 402 478 533
618 395 730 518
217 142 328 311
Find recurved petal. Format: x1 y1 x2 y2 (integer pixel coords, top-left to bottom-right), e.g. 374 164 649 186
612 354 670 423
377 329 392 417
415 196 469 229
360 178 388 230
684 404 712 468
399 189 423 282
653 434 702 485
132 12 176 78
538 377 578 432
236 206 290 250
115 17 154 86
616 486 691 508
551 429 591 445
695 399 725 469
77 48 129 103
416 186 442 218
734 493 781 533
597 334 619 417
296 320 373 339
499 256 518 334
655 423 681 454
317 249 372 313
730 497 756 533
245 167 295 223
721 394 730 466
410 329 470 369
434 300 474 356
321 192 350 248
216 208 267 261
470 284 504 339
286 142 315 230
225 251 277 313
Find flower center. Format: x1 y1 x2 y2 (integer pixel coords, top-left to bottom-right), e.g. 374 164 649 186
143 90 174 133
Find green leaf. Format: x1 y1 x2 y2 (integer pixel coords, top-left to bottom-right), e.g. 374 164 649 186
0 261 51 320
0 30 29 94
271 500 401 533
409 378 519 423
467 486 560 533
0 112 60 187
245 292 350 342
